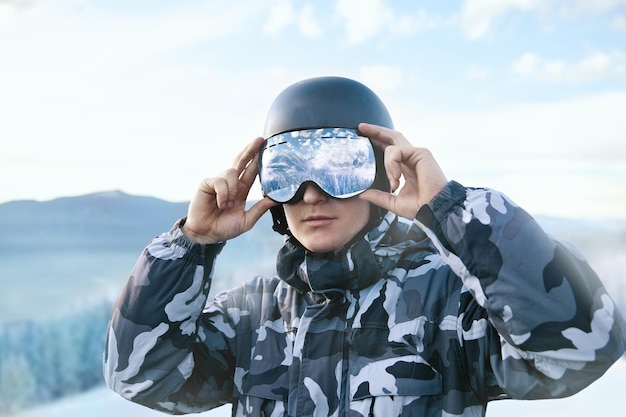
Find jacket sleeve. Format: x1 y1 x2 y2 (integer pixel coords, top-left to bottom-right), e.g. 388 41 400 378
415 181 626 401
103 219 237 414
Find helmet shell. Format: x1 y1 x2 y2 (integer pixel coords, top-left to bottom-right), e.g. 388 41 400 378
264 76 394 138
263 76 393 236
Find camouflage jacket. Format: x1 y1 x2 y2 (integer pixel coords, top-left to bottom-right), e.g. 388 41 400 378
104 181 626 416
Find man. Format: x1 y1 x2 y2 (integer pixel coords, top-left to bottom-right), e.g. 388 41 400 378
104 76 626 417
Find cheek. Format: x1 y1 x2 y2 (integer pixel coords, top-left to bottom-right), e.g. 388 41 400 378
282 205 296 229
339 199 371 233
352 202 371 228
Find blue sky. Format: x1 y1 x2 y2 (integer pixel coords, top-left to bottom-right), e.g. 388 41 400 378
1 0 625 219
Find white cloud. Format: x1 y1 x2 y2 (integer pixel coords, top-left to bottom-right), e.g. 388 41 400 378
407 91 626 219
573 52 617 80
261 1 322 39
511 53 540 76
460 0 626 39
0 2 20 33
1 0 625 221
334 0 441 45
262 0 294 37
510 50 626 82
297 3 322 38
610 14 626 32
569 0 626 14
465 64 492 80
357 65 404 93
0 1 265 74
335 0 390 45
387 7 444 37
0 0 279 203
0 0 42 33
461 0 540 40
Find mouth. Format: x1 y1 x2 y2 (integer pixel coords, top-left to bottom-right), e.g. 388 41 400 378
302 215 335 227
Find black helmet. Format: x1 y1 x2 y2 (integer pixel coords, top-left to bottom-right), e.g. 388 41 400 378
264 76 394 137
263 76 394 235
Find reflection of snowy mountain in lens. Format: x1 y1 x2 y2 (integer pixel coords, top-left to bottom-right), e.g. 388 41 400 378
261 131 376 200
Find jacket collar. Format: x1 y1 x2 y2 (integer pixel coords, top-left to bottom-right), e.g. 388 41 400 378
276 212 429 294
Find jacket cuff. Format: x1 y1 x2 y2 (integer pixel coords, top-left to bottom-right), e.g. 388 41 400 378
427 180 467 223
415 181 466 252
168 218 225 264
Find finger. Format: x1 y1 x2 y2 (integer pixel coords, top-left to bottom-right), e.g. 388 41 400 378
384 146 405 191
233 136 265 174
243 197 279 232
360 188 420 220
358 123 412 148
239 151 260 190
359 188 395 213
206 176 229 210
222 168 240 208
358 123 394 150
358 123 394 143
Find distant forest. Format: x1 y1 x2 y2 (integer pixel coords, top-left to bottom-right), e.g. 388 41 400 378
1 191 624 416
0 300 111 415
0 192 282 415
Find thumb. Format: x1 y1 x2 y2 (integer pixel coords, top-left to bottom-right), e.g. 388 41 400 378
243 197 279 231
359 189 394 213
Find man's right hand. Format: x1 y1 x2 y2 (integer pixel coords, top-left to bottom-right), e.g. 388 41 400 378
182 136 278 244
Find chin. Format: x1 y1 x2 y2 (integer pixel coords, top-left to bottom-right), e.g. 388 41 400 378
302 238 347 253
303 243 335 253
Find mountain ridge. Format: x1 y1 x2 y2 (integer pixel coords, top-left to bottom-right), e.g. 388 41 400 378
0 191 624 321
0 191 283 322
0 191 624 416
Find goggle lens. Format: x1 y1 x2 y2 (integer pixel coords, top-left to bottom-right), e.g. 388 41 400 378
259 128 376 203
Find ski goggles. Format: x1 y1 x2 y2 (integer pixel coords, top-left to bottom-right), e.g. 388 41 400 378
259 128 377 203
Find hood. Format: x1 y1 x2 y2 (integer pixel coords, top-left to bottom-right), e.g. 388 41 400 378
276 211 433 294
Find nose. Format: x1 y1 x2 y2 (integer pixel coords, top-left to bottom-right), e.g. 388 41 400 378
301 183 328 204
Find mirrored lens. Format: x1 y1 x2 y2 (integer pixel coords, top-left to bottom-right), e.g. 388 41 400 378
259 128 376 203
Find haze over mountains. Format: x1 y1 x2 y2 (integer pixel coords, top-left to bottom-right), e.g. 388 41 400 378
0 191 284 414
0 190 624 416
1 189 623 321
0 190 284 322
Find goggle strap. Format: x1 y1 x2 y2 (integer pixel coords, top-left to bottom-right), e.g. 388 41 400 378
270 205 290 235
